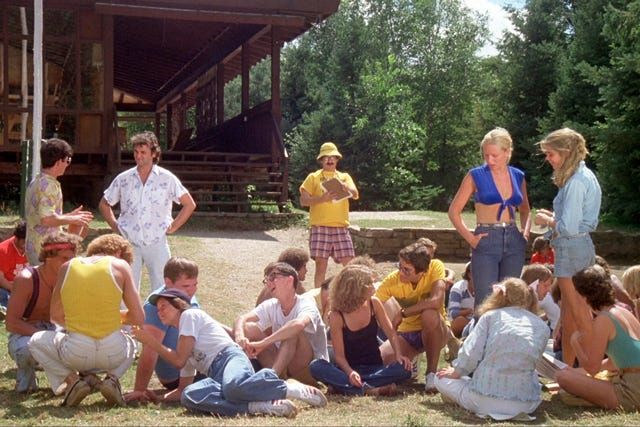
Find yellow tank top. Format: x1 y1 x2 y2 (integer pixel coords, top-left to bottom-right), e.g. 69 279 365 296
61 257 122 339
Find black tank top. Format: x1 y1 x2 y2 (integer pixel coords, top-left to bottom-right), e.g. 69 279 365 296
340 299 383 366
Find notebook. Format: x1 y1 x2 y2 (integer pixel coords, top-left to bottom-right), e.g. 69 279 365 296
321 177 352 203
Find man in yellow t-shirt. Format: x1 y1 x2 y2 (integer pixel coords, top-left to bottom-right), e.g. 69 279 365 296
375 242 449 393
300 142 359 288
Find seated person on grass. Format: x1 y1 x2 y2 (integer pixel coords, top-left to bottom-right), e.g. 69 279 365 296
435 278 549 421
375 242 449 393
0 220 28 315
447 262 475 339
530 236 555 265
556 265 640 411
256 248 310 306
29 234 144 407
132 288 327 418
124 257 204 403
6 232 81 393
234 262 328 384
310 265 412 396
521 263 560 331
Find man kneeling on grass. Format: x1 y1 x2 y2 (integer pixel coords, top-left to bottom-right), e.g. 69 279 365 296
234 262 329 384
29 234 144 407
132 288 327 417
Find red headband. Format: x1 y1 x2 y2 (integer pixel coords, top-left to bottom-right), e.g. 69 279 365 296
42 243 76 251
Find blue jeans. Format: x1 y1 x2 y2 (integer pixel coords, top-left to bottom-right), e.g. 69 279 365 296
309 359 411 395
8 321 56 393
471 224 526 311
181 345 287 416
0 288 9 308
551 235 595 278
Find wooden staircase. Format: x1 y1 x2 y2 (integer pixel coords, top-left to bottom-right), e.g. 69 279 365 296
118 150 289 216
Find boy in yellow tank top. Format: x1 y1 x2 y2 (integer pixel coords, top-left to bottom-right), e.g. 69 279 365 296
300 142 359 288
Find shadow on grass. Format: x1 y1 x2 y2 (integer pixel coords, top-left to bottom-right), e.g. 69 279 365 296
176 229 283 241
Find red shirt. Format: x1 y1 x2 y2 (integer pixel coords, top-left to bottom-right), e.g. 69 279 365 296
0 236 28 282
530 249 555 265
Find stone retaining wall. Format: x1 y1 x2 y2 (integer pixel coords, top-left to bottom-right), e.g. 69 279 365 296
349 226 640 263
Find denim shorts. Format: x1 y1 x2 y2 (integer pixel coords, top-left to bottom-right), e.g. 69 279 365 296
551 235 595 278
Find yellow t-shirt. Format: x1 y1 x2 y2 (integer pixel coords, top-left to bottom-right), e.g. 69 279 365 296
61 257 123 339
375 259 446 333
300 169 357 227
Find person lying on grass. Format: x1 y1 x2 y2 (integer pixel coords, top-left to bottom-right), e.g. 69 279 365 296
555 265 640 411
309 265 412 396
132 288 327 417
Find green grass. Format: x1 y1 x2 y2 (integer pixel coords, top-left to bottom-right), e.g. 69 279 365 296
1 232 637 425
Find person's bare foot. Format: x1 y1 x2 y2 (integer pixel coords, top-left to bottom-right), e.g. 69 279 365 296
364 383 398 396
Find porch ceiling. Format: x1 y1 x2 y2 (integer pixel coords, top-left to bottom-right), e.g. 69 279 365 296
99 0 340 106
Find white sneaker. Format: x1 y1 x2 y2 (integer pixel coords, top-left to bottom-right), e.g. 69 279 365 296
248 399 298 417
424 372 437 393
286 380 328 407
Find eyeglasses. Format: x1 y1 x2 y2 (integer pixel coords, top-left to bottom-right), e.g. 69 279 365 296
397 262 415 276
65 156 72 164
262 272 289 285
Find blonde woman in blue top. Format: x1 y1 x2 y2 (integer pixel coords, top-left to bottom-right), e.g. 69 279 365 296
556 266 640 410
449 128 530 314
534 128 601 365
435 278 548 421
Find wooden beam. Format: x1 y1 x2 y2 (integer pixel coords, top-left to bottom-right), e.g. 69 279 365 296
271 28 281 125
95 3 306 27
119 0 341 16
216 64 224 125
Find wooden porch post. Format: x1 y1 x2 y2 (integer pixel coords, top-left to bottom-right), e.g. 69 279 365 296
241 43 250 113
32 0 43 177
271 28 281 125
216 64 224 125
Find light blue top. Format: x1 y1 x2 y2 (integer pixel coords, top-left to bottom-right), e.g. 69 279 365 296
552 161 601 241
453 306 549 402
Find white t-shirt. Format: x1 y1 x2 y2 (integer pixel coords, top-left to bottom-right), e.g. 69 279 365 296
178 308 235 377
538 293 560 330
253 295 328 360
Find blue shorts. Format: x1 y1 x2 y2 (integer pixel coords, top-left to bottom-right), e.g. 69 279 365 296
551 235 595 278
398 330 424 352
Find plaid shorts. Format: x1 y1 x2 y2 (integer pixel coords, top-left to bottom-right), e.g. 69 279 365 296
309 226 355 261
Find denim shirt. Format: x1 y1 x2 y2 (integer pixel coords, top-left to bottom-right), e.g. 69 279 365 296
552 161 601 240
453 306 549 402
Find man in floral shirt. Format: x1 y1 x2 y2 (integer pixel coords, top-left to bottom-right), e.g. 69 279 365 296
99 131 196 292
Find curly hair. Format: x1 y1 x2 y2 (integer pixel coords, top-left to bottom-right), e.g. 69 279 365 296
538 128 589 188
329 265 374 314
622 265 640 300
131 131 161 164
477 278 538 316
572 265 615 310
398 243 431 273
39 231 82 262
86 234 134 264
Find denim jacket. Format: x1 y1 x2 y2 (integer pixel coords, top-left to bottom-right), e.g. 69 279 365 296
552 161 601 240
453 307 549 402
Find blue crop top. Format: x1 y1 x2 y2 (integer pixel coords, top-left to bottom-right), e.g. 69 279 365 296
470 164 525 221
603 311 640 369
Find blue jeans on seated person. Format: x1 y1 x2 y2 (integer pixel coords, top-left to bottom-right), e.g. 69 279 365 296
181 345 288 416
309 358 411 395
8 321 56 393
471 224 526 313
0 288 9 309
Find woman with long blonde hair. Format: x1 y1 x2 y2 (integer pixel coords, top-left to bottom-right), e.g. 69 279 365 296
435 278 549 421
534 128 602 365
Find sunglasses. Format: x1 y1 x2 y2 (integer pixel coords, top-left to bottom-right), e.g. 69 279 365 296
65 156 72 164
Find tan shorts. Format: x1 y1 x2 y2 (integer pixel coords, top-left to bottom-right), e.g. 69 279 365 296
612 371 640 411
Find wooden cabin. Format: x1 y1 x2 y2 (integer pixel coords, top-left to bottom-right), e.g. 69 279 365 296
0 0 340 214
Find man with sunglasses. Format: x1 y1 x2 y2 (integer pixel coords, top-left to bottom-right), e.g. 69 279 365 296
375 242 449 393
234 262 328 384
24 138 93 264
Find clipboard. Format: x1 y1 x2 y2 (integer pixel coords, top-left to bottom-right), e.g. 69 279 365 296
321 177 352 203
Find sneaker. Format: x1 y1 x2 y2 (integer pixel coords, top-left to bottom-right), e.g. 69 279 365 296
61 378 92 407
424 372 437 393
98 374 126 407
286 379 328 407
248 399 298 417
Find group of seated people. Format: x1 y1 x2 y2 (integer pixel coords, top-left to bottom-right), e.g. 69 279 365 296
3 229 640 419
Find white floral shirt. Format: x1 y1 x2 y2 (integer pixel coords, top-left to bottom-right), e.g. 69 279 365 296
103 165 188 247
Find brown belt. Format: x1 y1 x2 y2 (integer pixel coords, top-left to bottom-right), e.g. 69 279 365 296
621 367 640 374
